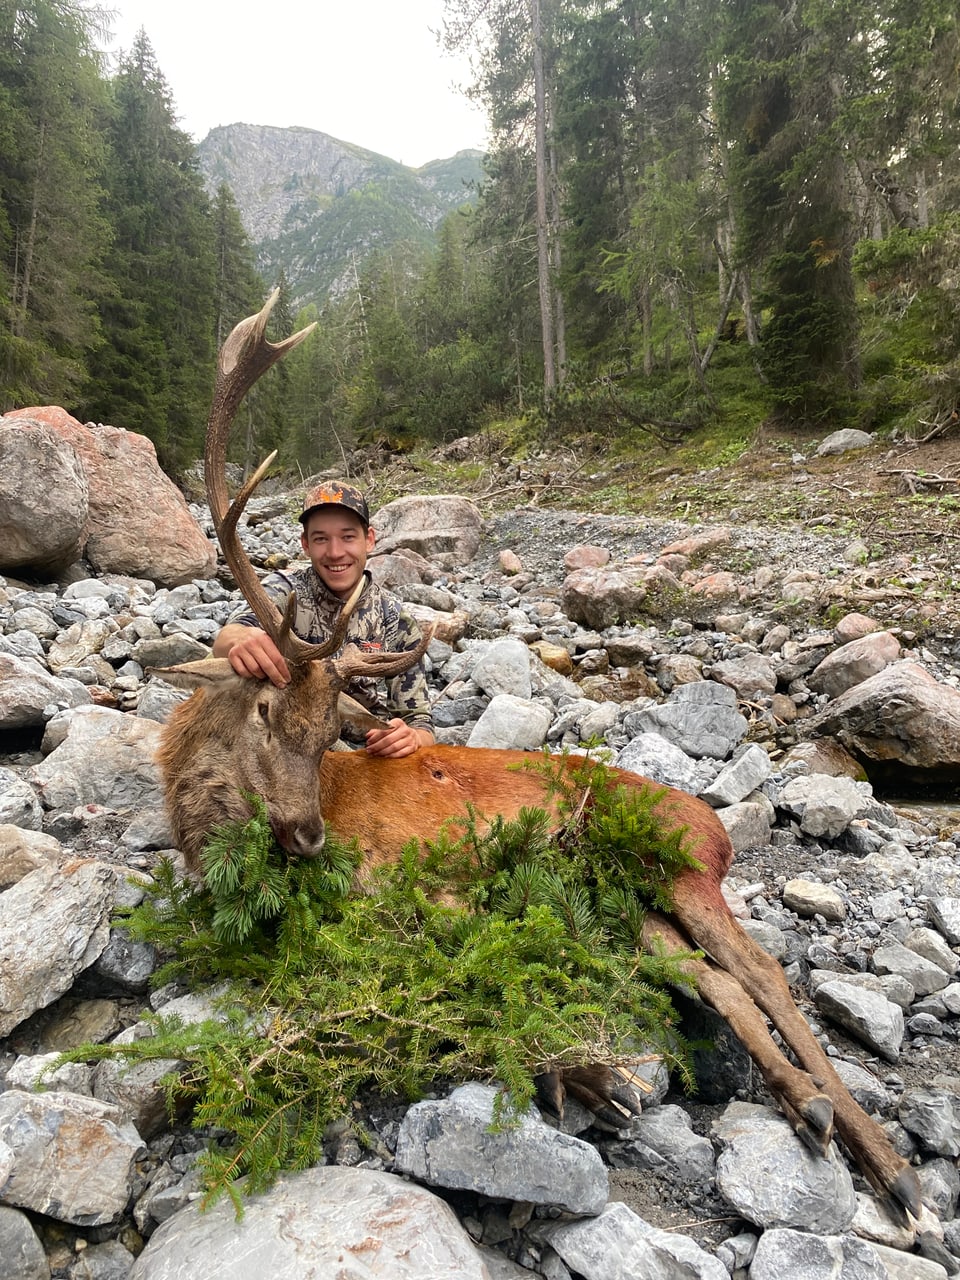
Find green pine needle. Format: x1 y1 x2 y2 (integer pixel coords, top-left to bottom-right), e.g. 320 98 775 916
69 758 702 1212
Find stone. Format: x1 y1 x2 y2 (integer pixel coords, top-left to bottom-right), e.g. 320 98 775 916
712 1102 857 1232
395 1082 607 1214
128 1165 491 1280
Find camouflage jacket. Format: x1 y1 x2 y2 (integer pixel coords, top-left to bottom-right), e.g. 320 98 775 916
228 568 433 739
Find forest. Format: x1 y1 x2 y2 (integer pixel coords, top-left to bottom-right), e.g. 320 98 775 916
1 0 959 479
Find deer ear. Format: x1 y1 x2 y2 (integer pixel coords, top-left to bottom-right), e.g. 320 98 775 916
148 659 246 692
337 692 391 734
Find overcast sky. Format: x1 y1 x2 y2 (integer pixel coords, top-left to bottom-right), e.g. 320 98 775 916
99 0 489 168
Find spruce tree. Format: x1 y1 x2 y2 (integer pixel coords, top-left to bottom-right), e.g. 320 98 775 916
81 30 216 471
0 0 109 408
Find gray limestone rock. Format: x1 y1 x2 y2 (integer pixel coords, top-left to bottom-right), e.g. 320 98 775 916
395 1082 608 1214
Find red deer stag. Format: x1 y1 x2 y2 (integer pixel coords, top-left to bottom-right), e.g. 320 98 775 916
156 292 922 1228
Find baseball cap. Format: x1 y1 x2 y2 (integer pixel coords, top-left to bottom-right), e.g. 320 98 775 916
299 481 370 528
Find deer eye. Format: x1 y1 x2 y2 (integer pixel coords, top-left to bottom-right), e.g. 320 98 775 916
256 701 270 724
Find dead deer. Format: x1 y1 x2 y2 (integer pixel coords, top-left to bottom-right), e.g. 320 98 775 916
155 292 922 1228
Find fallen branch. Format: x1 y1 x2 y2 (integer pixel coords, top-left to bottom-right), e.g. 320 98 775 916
876 468 959 494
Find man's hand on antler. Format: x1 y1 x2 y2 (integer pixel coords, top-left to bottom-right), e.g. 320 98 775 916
214 624 291 687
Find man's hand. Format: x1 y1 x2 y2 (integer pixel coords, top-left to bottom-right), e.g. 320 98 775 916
365 719 433 759
213 624 290 687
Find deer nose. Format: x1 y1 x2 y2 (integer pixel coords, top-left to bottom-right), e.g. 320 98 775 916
288 826 326 860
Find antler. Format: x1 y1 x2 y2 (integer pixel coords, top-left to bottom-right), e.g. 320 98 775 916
205 292 426 672
204 289 316 644
332 621 435 682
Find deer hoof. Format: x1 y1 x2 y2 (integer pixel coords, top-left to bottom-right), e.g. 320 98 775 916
796 1093 834 1155
535 1064 643 1132
888 1165 923 1223
534 1070 565 1120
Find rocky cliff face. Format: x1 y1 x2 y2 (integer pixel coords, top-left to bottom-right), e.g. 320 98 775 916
197 123 484 302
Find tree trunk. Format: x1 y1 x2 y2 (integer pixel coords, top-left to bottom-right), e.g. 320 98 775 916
527 0 556 398
14 118 46 339
548 127 566 385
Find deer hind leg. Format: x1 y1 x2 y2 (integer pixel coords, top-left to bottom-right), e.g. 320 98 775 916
643 912 838 1151
646 906 922 1224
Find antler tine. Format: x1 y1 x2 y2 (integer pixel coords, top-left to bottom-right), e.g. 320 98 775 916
283 576 365 665
204 289 317 641
333 621 435 682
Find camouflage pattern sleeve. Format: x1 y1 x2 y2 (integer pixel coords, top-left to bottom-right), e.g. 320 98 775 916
384 608 434 730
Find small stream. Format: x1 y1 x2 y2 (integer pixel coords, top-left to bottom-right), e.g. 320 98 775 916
887 799 960 838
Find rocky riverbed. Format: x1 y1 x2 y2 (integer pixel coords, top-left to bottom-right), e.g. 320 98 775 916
1 424 960 1279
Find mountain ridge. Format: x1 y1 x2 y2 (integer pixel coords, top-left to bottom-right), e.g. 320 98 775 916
197 122 485 305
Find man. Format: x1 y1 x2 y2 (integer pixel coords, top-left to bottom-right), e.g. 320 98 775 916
213 481 434 758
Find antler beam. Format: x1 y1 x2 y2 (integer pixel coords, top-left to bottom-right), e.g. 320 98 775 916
204 290 316 642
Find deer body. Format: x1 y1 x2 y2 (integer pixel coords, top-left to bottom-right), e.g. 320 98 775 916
155 292 923 1234
314 746 918 1221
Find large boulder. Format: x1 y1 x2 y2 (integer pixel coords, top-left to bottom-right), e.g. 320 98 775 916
372 494 483 568
804 660 960 789
0 416 88 574
129 1166 492 1279
807 630 902 700
3 408 215 586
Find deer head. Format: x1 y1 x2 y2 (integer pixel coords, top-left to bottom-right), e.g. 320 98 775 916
154 291 431 872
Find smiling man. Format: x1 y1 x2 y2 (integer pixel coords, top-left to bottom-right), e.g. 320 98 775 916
212 481 434 757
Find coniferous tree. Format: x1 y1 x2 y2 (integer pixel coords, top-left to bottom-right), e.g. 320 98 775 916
444 0 566 402
0 0 109 408
212 182 264 348
81 29 216 470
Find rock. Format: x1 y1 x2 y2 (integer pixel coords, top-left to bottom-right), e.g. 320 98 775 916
777 773 869 839
0 652 91 730
618 1104 716 1183
782 878 845 921
716 801 773 852
712 1102 857 1232
0 416 89 575
472 637 533 700
710 653 777 700
0 772 44 832
615 732 705 795
778 738 867 779
533 1199 728 1280
372 494 483 568
395 1082 607 1214
561 565 650 630
898 1087 960 1157
0 1203 49 1280
749 1226 890 1279
873 941 951 997
804 660 960 787
630 681 748 759
700 744 773 806
813 980 904 1061
0 860 116 1037
129 1165 492 1279
467 694 552 749
816 428 875 455
0 1090 142 1226
660 527 732 560
807 630 902 699
4 408 216 586
27 706 164 812
563 544 610 570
